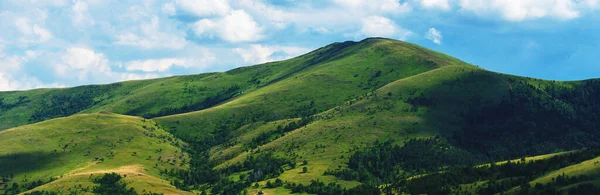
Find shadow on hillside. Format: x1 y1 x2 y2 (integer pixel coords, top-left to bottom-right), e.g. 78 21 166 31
403 69 600 161
0 151 65 178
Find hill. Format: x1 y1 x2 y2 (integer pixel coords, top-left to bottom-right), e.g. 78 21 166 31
1 37 600 194
0 113 189 195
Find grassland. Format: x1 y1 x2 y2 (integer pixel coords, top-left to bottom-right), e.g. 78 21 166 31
0 113 188 194
2 37 600 194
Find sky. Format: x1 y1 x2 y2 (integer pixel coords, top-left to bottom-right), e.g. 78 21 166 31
1 0 600 91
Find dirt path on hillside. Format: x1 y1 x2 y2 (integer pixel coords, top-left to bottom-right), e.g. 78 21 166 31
69 164 146 176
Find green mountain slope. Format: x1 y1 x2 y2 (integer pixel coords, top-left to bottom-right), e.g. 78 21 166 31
155 38 469 143
2 38 600 194
0 40 361 130
153 39 600 194
0 113 189 194
202 65 600 188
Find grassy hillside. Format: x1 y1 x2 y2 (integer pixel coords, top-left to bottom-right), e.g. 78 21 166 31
0 113 189 194
0 38 466 132
2 37 600 194
155 38 469 138
0 41 351 130
149 38 600 194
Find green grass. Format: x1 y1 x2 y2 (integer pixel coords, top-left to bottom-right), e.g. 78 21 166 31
155 38 470 138
531 156 600 185
2 37 600 194
0 113 188 194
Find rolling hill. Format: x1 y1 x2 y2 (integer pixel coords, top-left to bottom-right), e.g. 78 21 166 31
0 113 189 195
2 37 600 194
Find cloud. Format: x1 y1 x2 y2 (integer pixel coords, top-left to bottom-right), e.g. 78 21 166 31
56 47 111 81
115 16 188 49
0 39 5 58
125 49 216 72
333 0 412 13
162 2 176 15
426 28 442 44
0 54 63 91
0 56 24 91
0 72 65 91
53 47 166 84
192 10 264 42
458 0 580 21
360 16 412 40
14 17 52 45
421 0 451 10
72 0 95 26
7 0 69 8
174 0 231 17
126 58 185 72
581 0 600 8
233 44 311 65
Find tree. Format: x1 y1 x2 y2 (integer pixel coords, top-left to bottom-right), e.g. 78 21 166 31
302 167 308 173
92 173 137 195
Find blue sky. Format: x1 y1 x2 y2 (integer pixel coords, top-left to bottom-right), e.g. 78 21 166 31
1 0 599 91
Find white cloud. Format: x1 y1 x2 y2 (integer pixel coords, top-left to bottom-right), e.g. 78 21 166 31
125 50 216 72
126 58 185 72
581 0 600 8
233 44 311 64
7 0 69 8
0 72 21 91
360 16 412 40
333 0 412 13
14 17 52 45
115 16 188 49
426 28 442 44
72 0 95 26
421 0 451 10
174 0 231 17
192 10 264 42
0 56 24 91
0 54 63 91
0 56 23 73
162 2 176 15
51 47 167 84
458 0 580 21
0 39 5 58
56 47 111 81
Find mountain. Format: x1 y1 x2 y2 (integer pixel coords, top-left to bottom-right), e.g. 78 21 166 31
2 38 600 195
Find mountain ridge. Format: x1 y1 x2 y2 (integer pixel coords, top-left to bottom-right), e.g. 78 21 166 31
3 38 600 194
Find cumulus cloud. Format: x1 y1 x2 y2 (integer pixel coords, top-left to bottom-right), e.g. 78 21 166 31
0 56 24 91
162 2 176 15
0 54 64 91
333 0 412 13
421 0 451 10
360 16 412 40
174 0 231 17
115 16 188 49
72 0 95 26
14 17 52 45
0 39 5 58
458 0 580 21
125 49 215 72
0 72 60 91
426 28 442 44
126 58 185 72
233 44 311 65
192 10 264 42
56 47 111 81
581 0 600 8
53 47 166 83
